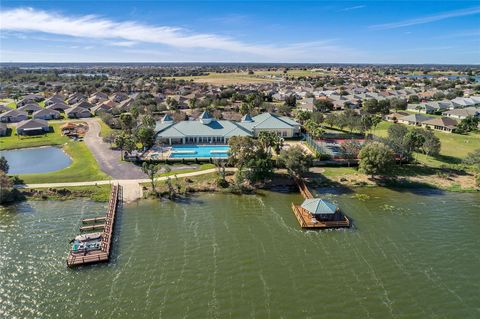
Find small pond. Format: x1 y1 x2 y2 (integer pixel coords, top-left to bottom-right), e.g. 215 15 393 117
1 146 72 174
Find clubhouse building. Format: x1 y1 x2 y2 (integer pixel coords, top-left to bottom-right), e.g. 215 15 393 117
155 112 301 145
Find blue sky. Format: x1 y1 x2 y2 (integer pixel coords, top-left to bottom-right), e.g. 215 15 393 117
1 1 479 63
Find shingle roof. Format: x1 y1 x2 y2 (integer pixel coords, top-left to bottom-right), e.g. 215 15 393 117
422 117 458 128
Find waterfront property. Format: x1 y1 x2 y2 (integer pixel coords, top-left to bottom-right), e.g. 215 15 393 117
16 119 51 135
155 112 301 145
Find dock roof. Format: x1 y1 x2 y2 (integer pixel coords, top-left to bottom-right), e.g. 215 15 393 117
301 198 338 215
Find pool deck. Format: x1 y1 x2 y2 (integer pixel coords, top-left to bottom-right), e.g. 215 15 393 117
66 185 121 267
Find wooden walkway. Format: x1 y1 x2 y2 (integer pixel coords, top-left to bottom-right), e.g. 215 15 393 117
67 185 122 267
292 178 350 229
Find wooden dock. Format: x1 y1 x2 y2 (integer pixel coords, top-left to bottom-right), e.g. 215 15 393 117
82 216 106 223
67 184 122 267
292 178 350 229
79 224 105 231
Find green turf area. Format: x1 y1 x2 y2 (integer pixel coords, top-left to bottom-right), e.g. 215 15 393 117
374 121 480 166
16 141 109 184
172 69 328 84
0 123 70 150
98 118 117 137
26 184 112 202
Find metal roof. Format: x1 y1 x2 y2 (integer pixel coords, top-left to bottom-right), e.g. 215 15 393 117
301 198 338 215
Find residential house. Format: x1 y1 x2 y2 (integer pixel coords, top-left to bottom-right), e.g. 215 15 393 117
33 108 61 120
442 107 480 120
0 109 28 123
397 114 433 126
44 95 65 106
421 117 458 133
46 102 70 112
65 106 92 119
18 103 42 115
385 111 409 122
16 119 50 135
297 98 316 112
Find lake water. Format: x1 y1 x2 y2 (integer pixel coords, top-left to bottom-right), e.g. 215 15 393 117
0 189 479 318
0 146 72 174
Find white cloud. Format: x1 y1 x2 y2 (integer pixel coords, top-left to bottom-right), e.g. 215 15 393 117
340 5 365 12
370 6 480 29
110 41 137 47
0 7 360 62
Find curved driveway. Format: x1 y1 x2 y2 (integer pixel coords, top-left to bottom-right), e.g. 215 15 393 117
84 119 147 179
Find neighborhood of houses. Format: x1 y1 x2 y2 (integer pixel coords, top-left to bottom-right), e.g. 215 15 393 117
1 88 479 138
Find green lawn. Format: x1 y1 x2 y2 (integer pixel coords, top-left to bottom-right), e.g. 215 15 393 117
374 121 480 167
0 123 70 150
17 141 109 184
27 184 112 202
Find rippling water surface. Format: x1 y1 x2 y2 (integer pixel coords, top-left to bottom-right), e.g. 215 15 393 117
0 189 479 318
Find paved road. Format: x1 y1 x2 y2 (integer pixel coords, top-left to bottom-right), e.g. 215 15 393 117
84 119 147 179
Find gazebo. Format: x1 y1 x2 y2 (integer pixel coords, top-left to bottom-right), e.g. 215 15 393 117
300 198 342 222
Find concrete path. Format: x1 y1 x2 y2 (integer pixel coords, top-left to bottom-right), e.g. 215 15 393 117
83 118 147 179
16 168 236 203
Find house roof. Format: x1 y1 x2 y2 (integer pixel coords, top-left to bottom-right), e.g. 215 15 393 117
157 119 253 138
33 108 60 116
1 109 28 117
238 112 299 131
422 117 458 128
301 198 338 215
398 113 433 123
17 119 49 130
18 103 42 112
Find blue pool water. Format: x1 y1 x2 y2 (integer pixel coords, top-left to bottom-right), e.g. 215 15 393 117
169 145 230 158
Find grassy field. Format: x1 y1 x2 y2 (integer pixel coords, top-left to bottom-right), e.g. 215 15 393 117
26 184 112 202
172 69 327 85
374 121 480 166
0 123 70 150
98 118 116 137
17 141 109 184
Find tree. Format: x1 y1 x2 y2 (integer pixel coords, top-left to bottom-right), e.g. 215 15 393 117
464 149 480 170
135 127 156 149
404 129 426 160
114 133 136 159
119 113 136 133
464 149 480 186
258 131 282 155
340 141 362 167
387 124 411 163
141 114 156 128
408 95 420 103
390 98 407 112
418 129 441 156
362 99 379 114
228 136 273 183
325 113 337 128
214 159 228 188
278 145 313 177
142 162 160 194
455 116 480 133
284 94 297 108
314 99 334 112
0 156 9 174
358 142 395 178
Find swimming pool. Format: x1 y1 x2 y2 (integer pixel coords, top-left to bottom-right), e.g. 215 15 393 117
169 145 230 158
